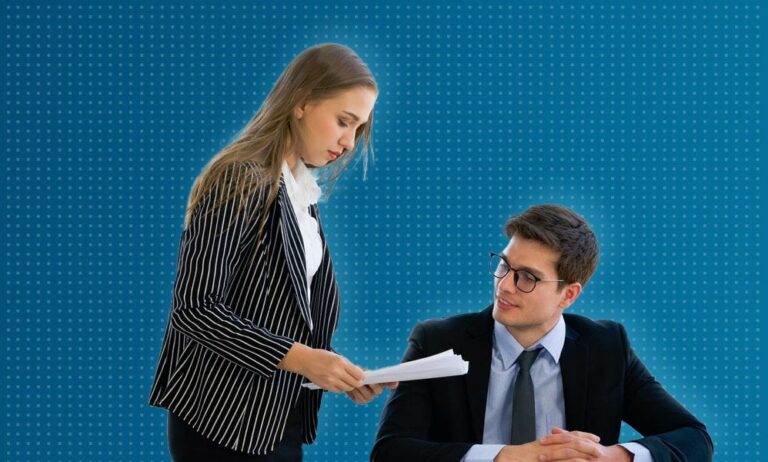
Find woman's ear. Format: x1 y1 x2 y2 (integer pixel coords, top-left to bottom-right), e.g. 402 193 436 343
293 90 311 120
293 103 305 120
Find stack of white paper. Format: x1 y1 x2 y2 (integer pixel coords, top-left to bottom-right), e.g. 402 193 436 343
302 350 468 390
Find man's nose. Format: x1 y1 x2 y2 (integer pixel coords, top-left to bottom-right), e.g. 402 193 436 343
497 271 518 294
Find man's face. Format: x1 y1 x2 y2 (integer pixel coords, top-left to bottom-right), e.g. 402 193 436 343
492 235 581 344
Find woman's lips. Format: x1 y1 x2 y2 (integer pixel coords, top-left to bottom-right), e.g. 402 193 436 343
328 150 341 160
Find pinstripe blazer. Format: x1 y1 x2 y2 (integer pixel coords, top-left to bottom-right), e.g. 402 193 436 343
148 163 340 455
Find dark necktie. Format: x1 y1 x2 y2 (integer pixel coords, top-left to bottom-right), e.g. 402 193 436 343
510 348 542 444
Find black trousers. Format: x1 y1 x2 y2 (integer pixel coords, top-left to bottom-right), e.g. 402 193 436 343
168 402 304 462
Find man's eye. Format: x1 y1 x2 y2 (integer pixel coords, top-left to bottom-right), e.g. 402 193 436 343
520 272 536 283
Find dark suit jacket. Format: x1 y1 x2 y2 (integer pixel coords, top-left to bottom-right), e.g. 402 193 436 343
372 306 713 462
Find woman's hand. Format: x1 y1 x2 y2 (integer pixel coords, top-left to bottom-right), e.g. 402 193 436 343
278 343 365 392
346 382 399 404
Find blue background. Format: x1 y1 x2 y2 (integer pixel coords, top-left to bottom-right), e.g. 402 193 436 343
3 1 763 461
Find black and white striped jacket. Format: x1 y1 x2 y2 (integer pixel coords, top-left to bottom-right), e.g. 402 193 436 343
148 163 340 455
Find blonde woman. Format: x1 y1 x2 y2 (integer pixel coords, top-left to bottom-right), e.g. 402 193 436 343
148 44 393 461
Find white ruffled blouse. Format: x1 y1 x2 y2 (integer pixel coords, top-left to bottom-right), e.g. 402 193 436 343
281 160 323 302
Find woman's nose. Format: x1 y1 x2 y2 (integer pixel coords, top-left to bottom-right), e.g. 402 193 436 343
339 131 354 151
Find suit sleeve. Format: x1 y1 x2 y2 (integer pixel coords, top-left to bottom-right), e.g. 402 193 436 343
169 166 294 379
619 324 714 462
371 323 473 462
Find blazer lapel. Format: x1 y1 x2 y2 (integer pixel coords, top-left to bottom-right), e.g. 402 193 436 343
560 323 588 431
309 204 327 253
462 306 494 441
307 204 339 348
277 180 313 332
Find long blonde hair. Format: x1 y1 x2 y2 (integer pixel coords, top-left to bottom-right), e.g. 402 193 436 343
184 43 377 229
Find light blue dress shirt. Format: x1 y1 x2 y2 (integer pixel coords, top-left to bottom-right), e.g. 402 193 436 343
461 316 652 462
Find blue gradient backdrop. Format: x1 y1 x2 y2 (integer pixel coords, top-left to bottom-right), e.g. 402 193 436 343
3 1 763 461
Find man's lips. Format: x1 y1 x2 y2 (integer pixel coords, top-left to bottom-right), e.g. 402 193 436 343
496 296 520 310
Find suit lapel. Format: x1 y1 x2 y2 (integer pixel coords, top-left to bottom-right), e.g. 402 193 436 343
560 323 588 431
277 179 314 332
463 306 494 441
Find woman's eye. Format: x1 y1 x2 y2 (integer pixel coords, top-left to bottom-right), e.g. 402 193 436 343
337 119 348 128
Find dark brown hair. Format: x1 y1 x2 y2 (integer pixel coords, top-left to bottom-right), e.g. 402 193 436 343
504 204 599 288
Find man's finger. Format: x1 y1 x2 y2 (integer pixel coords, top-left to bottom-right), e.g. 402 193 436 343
568 430 600 443
540 433 575 445
570 439 601 458
549 427 600 443
540 447 586 461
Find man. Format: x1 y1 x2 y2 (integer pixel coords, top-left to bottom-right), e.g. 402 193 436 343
371 205 713 462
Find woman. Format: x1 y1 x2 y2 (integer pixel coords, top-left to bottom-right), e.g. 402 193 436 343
148 43 392 461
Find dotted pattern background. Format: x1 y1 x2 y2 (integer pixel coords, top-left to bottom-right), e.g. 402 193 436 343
3 2 763 461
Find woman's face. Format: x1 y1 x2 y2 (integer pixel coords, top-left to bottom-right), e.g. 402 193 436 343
292 86 377 168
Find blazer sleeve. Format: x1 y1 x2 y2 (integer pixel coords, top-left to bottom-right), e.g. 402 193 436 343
371 322 473 462
619 324 714 462
169 165 294 379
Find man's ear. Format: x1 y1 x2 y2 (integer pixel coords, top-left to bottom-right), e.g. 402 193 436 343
558 282 583 310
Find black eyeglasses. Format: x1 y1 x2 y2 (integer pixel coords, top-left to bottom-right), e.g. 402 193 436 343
489 252 564 293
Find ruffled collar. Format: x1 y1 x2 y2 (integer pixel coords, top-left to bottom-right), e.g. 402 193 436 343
281 159 322 209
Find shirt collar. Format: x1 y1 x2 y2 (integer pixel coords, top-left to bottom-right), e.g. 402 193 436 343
492 315 566 369
281 160 322 209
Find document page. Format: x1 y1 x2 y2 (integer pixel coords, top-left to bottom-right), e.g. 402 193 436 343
302 350 469 390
